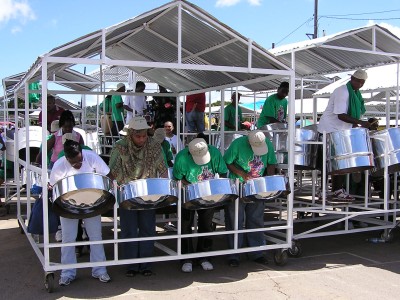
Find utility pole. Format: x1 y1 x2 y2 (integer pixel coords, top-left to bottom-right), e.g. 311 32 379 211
314 0 318 38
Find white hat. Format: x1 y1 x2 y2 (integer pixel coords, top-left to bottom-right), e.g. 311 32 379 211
50 120 60 133
119 125 129 136
62 133 74 145
188 138 210 165
248 130 268 156
117 83 125 90
352 69 368 80
128 116 150 130
153 128 165 143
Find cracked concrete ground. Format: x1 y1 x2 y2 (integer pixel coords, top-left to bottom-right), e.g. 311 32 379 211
1 205 400 300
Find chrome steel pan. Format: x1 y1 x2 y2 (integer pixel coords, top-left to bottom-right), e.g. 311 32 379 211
241 175 290 202
52 173 115 219
184 178 238 210
370 127 400 176
119 178 178 210
327 128 374 175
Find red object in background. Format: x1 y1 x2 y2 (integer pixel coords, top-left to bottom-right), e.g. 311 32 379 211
242 121 251 130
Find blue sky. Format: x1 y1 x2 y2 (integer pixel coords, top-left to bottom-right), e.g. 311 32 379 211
1 0 400 99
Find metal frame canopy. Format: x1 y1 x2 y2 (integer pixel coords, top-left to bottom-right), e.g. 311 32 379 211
15 0 293 95
270 24 400 78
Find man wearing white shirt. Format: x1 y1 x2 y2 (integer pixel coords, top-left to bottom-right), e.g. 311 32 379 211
50 140 113 286
123 81 147 123
164 121 183 158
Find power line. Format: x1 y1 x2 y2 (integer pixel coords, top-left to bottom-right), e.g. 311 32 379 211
275 17 314 46
324 9 400 17
320 16 400 21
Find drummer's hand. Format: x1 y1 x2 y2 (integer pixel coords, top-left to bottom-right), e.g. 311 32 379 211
47 183 53 190
241 172 253 182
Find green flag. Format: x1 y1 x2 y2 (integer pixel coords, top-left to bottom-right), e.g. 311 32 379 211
28 82 41 104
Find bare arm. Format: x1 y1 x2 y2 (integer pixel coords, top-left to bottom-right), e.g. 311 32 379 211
338 114 371 128
227 163 252 181
123 104 133 112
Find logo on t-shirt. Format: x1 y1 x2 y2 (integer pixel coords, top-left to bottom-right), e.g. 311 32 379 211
197 166 215 181
248 155 264 178
277 105 285 122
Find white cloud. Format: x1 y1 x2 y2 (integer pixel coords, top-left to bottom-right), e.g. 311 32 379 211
0 0 35 24
367 20 400 39
11 25 21 34
216 0 261 7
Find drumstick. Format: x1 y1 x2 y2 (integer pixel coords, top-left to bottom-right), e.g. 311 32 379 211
369 119 379 125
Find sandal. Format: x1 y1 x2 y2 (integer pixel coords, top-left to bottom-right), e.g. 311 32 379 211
141 270 153 277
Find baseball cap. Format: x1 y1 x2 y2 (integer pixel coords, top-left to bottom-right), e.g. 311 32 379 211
188 138 210 165
128 116 151 130
117 83 125 90
248 130 268 156
352 69 368 80
50 120 60 133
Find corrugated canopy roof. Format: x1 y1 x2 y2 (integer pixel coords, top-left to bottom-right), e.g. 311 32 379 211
17 0 292 95
270 25 400 78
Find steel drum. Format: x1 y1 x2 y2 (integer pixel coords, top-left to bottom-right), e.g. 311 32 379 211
119 178 178 210
241 175 290 202
370 127 400 176
215 133 242 151
261 123 319 170
184 178 238 210
327 128 374 175
52 173 115 219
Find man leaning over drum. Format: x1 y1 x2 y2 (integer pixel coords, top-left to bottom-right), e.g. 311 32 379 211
223 130 277 267
317 69 372 202
49 140 113 286
173 138 228 273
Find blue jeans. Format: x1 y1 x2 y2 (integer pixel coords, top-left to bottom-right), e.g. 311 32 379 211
186 111 205 133
119 209 156 272
60 216 107 279
224 199 265 261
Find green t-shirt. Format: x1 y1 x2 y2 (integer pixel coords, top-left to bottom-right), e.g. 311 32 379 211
111 95 123 121
57 145 92 159
99 95 112 114
173 145 228 183
257 93 288 127
224 104 243 131
161 140 173 163
224 136 277 182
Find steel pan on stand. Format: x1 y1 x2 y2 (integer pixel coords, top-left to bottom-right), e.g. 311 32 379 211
184 178 238 210
119 178 178 210
370 127 400 176
327 127 374 175
52 173 115 219
241 175 290 202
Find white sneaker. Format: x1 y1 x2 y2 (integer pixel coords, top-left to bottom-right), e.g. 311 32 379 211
55 229 62 242
200 260 214 271
93 273 111 283
181 262 192 273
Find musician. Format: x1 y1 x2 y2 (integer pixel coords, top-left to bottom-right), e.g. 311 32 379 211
49 140 112 286
223 130 276 267
109 116 167 277
173 138 228 273
317 69 371 202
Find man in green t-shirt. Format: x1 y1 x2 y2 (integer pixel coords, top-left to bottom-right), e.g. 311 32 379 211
111 83 125 136
257 82 289 128
224 92 247 131
173 138 228 273
223 130 277 267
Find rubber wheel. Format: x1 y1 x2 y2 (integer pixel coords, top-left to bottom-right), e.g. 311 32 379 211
380 231 394 243
274 250 288 266
288 241 303 257
44 273 55 293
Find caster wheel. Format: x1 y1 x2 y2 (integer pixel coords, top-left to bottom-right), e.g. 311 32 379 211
44 273 55 293
380 231 394 243
274 250 288 266
288 241 302 257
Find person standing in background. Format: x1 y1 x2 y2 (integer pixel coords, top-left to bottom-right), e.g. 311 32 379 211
123 81 147 124
111 83 125 136
38 94 65 132
257 82 289 128
185 93 206 133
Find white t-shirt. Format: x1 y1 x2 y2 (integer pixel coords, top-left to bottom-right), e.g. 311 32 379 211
317 84 353 133
49 149 110 185
124 95 147 123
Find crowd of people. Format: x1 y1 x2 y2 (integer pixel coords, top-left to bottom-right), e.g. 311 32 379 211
4 72 393 287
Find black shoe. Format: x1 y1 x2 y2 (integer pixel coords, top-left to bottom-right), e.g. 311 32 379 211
254 256 268 265
228 259 239 267
125 270 138 277
141 269 153 277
